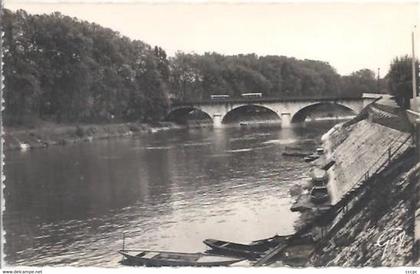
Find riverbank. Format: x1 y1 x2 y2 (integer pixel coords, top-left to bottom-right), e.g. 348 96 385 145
4 121 186 151
302 99 419 266
311 162 418 266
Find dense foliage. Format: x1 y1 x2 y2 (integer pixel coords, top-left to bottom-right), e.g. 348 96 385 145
2 9 380 127
2 9 170 126
387 55 419 109
342 69 383 97
169 52 380 102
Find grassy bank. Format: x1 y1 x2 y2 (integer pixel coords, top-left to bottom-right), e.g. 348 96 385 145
4 121 184 151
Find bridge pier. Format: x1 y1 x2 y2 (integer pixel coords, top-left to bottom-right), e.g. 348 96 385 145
213 114 223 128
280 113 292 128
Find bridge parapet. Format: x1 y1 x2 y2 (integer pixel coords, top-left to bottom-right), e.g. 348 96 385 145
172 95 369 107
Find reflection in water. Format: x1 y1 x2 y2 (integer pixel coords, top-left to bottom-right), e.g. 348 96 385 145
4 121 337 266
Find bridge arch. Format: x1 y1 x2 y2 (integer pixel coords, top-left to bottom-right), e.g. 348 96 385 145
222 104 281 124
166 107 213 124
291 102 357 123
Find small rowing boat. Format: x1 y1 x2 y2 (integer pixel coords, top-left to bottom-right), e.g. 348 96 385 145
310 186 329 204
119 250 243 267
282 151 310 157
304 154 319 162
203 235 291 260
204 239 267 259
310 167 328 186
250 234 291 245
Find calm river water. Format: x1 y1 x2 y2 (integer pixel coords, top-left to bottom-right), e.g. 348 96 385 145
4 121 337 267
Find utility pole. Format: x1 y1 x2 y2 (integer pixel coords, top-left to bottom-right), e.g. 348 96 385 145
412 26 417 111
377 67 380 93
0 2 3 269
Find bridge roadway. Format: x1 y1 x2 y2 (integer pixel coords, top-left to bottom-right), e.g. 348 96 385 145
169 93 381 128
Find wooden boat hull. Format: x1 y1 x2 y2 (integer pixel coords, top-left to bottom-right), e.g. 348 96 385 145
204 240 266 259
304 155 319 162
282 152 310 157
203 235 291 260
251 234 291 245
310 167 328 184
119 250 242 267
310 187 330 204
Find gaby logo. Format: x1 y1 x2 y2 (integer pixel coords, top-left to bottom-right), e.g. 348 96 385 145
376 227 406 260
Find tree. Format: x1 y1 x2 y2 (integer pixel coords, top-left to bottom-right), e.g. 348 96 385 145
387 55 419 109
341 69 377 98
2 9 171 126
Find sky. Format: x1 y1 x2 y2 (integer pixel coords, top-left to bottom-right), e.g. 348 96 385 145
4 1 420 75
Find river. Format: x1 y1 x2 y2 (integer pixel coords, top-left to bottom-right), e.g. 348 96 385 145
4 121 338 267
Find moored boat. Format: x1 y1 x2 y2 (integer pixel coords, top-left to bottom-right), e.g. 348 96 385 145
316 147 324 154
304 154 319 162
310 186 329 204
203 239 268 259
204 234 296 260
119 250 243 267
250 234 291 245
310 167 328 186
322 160 336 170
282 151 310 157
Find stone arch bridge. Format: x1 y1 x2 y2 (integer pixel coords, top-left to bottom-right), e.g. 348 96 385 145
168 94 381 128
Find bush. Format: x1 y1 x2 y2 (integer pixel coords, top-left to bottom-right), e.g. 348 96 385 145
75 126 85 138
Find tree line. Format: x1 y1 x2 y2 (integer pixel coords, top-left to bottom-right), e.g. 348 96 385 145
3 9 170 126
170 52 385 102
387 55 419 109
2 9 390 127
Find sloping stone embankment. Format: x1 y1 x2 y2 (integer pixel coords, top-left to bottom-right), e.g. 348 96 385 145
312 163 419 266
322 120 411 205
310 106 419 266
